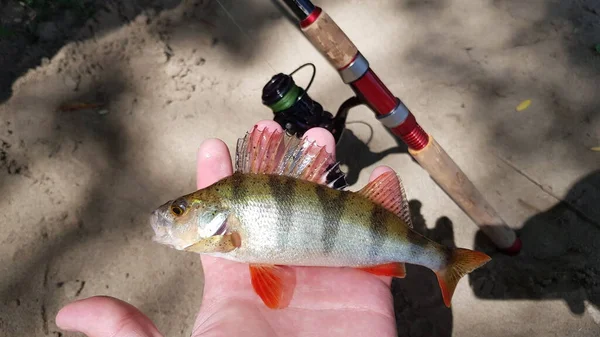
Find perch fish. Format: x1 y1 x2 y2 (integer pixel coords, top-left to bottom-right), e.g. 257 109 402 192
150 126 491 309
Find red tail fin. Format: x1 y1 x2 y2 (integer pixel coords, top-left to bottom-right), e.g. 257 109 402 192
435 248 491 307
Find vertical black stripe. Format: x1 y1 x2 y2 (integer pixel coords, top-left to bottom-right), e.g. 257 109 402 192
268 175 296 248
404 225 435 261
315 184 348 254
406 226 431 247
369 205 388 258
231 172 246 203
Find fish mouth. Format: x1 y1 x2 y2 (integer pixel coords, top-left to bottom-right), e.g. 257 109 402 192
149 210 172 245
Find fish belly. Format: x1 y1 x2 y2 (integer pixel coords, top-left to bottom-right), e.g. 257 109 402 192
228 205 387 266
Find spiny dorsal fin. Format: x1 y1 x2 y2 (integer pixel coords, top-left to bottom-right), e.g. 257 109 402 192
358 171 413 228
235 126 348 190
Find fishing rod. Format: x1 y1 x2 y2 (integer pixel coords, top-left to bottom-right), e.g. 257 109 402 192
261 0 521 255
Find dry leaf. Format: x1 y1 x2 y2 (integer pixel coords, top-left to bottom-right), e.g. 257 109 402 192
590 147 600 152
516 99 531 112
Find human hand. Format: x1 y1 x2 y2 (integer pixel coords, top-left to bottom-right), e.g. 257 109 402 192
56 120 398 337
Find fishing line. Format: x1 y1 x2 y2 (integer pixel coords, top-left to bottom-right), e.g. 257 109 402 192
289 62 316 92
214 0 276 72
214 1 358 145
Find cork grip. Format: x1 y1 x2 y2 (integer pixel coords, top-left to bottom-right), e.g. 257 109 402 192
409 135 517 249
301 11 359 69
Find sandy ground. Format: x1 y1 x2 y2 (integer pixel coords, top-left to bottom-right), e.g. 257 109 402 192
1 0 599 336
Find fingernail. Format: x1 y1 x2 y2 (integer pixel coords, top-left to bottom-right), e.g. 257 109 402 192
251 120 281 133
302 127 336 154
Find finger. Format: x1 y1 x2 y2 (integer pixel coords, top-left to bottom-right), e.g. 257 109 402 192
197 121 284 269
196 139 233 190
254 119 283 133
56 296 163 337
196 120 283 190
368 165 395 182
302 127 336 158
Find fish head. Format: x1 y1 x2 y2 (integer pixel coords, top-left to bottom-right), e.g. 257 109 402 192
150 194 229 250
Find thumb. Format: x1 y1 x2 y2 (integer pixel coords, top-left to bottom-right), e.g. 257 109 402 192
56 296 163 337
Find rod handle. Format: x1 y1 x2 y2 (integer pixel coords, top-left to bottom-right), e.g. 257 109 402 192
300 9 358 69
409 135 519 251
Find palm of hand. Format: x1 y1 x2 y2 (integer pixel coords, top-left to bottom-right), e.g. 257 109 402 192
56 121 397 337
194 257 395 336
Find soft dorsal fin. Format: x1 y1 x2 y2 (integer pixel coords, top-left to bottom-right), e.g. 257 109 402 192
235 126 348 190
358 171 413 228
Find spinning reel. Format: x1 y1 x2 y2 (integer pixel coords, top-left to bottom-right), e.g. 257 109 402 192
261 63 361 143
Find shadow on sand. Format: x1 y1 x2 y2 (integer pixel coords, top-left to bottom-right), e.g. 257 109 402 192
0 0 302 104
0 0 291 334
336 127 410 185
1 0 599 336
469 170 600 314
392 200 456 337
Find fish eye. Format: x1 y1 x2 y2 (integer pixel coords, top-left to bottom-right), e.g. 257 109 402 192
170 198 188 216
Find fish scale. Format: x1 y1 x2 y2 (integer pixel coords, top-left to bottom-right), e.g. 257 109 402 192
150 126 492 309
205 172 445 269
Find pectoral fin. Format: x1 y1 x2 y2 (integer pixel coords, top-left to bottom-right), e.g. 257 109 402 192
249 264 296 309
183 232 241 253
355 262 407 278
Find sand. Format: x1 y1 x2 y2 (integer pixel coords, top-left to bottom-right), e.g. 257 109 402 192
0 0 599 336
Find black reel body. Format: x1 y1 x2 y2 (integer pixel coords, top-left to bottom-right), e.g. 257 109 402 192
261 64 358 143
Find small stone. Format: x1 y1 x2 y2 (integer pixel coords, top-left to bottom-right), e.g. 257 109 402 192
98 109 109 115
135 14 149 25
194 56 206 66
156 51 168 64
165 60 183 78
63 75 79 91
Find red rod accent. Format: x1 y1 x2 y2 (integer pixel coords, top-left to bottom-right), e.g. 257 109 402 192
298 12 429 150
349 69 429 150
500 237 522 256
350 69 397 115
338 53 358 71
392 117 429 150
300 7 322 28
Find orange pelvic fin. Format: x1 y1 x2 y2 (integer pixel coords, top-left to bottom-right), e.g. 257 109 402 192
435 248 491 307
356 262 407 278
358 171 413 228
249 264 296 309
